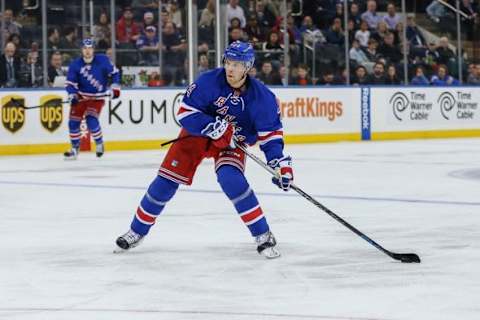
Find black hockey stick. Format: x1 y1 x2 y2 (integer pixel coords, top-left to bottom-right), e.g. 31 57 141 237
10 97 69 110
10 94 111 110
236 143 421 263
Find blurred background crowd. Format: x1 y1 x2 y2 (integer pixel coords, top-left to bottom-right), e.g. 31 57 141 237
1 0 480 88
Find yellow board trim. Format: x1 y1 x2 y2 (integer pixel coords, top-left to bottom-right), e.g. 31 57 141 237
1 130 479 156
372 129 480 140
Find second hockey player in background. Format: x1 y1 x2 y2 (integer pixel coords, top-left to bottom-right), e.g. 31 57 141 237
64 38 121 160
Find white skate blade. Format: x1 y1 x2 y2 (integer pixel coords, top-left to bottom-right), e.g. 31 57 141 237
113 246 128 254
260 247 281 259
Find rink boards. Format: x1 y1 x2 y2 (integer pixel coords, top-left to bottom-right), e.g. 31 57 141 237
1 86 480 155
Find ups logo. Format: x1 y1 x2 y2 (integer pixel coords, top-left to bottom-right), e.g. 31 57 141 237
40 95 63 132
1 95 25 133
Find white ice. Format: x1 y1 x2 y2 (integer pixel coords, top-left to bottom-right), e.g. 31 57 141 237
0 139 479 320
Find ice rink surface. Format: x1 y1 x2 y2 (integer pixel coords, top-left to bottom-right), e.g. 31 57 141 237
0 138 479 320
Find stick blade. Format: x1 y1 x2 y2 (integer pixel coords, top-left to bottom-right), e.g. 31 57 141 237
392 252 421 263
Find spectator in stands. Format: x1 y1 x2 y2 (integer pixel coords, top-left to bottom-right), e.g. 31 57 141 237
467 63 480 85
137 25 160 65
1 9 21 40
350 39 369 66
229 17 243 31
199 0 215 28
300 15 326 45
431 64 459 85
352 65 370 85
460 0 477 40
93 11 111 50
318 69 339 86
19 51 43 88
168 1 183 30
48 51 65 86
245 14 265 45
7 33 23 56
350 2 362 29
198 53 210 74
378 32 402 64
0 42 21 88
254 0 275 29
367 61 387 84
262 31 284 67
59 26 79 64
227 0 246 28
406 16 427 58
361 0 382 30
290 63 312 85
116 6 141 44
436 37 455 66
131 0 159 10
355 20 371 48
410 66 430 85
365 39 381 63
141 11 156 35
229 27 246 43
47 27 61 51
334 2 344 23
371 21 388 44
311 0 335 30
248 65 258 79
162 21 186 81
326 18 345 47
426 0 446 23
257 61 282 85
383 2 401 30
385 64 401 84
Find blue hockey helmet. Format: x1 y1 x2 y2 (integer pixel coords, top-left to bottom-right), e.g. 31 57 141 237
82 38 94 48
223 41 255 70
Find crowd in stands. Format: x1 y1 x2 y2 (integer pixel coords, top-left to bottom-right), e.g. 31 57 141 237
1 0 480 88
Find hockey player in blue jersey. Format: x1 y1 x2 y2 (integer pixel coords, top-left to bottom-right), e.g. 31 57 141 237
64 38 121 159
115 41 293 258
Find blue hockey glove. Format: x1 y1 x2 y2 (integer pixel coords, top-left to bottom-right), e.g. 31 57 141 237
268 156 294 191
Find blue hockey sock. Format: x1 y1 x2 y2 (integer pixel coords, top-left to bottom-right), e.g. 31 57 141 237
68 119 81 149
217 165 269 236
131 175 179 235
85 115 103 145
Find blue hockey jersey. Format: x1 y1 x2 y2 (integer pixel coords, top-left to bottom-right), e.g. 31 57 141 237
65 54 120 98
178 67 285 162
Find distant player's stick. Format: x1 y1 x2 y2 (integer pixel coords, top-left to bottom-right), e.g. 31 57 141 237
236 142 421 264
10 94 111 110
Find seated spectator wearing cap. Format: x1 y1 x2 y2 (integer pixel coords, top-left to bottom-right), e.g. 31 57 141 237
136 25 160 65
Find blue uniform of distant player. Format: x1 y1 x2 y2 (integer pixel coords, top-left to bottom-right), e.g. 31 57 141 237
116 41 294 258
64 38 121 159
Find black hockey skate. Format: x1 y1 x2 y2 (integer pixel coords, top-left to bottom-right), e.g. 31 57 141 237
63 147 79 160
115 229 144 252
96 143 104 158
255 231 280 259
